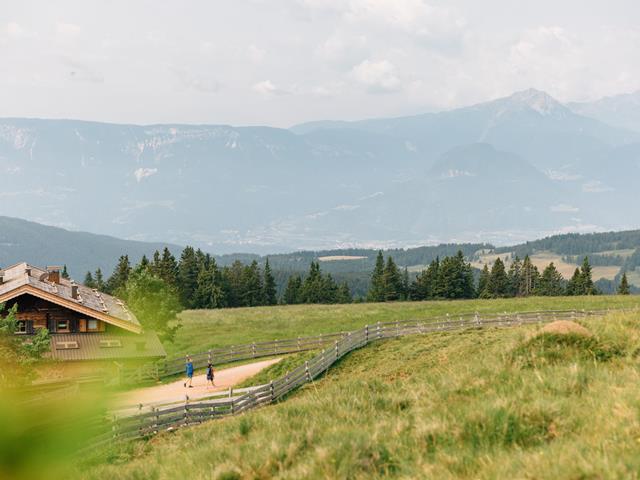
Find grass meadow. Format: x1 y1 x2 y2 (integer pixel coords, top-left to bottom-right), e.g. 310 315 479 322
164 295 640 358
80 307 640 479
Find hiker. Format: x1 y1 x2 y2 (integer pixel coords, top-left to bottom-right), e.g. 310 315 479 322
206 363 215 387
184 357 194 388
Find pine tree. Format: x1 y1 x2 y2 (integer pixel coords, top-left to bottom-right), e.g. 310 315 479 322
566 267 583 296
242 260 263 307
83 271 96 288
477 264 490 298
159 247 179 287
507 256 522 297
618 272 631 295
439 251 475 299
411 258 440 301
283 275 302 305
139 255 150 271
322 274 339 304
94 268 105 291
536 262 565 296
105 255 131 294
519 255 539 297
487 257 508 298
178 247 200 308
301 261 324 304
367 251 386 302
580 257 596 295
382 256 402 301
262 258 277 305
337 282 352 304
61 265 70 280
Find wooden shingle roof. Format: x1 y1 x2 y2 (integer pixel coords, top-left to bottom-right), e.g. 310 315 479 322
50 331 166 361
0 262 141 333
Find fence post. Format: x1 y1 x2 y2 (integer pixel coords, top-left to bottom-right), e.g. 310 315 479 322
377 321 381 339
208 349 212 365
252 342 256 358
274 340 278 355
270 380 275 403
229 387 233 398
347 331 352 349
305 361 311 382
298 336 301 351
334 340 339 359
152 406 159 435
365 325 369 344
184 395 189 425
137 403 143 438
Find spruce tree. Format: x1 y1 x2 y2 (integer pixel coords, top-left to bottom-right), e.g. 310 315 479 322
477 264 490 298
367 251 386 302
519 255 539 297
337 282 352 304
580 257 596 295
178 247 200 308
566 268 583 296
411 258 440 301
242 261 263 307
94 268 105 291
401 267 410 300
61 265 70 280
262 258 277 305
301 261 324 304
382 256 402 301
84 271 96 288
507 256 522 297
487 257 508 298
159 247 179 287
618 272 631 295
283 275 302 305
536 262 565 296
105 255 131 294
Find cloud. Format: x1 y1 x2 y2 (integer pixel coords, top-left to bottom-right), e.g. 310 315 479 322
252 80 290 96
248 44 266 63
316 32 368 68
61 57 104 83
351 59 401 93
582 180 613 193
133 167 158 182
6 22 35 39
550 204 579 213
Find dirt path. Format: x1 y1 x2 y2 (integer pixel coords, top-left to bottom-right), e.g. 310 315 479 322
113 357 282 411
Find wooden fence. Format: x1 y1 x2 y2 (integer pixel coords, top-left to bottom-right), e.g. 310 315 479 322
96 308 618 446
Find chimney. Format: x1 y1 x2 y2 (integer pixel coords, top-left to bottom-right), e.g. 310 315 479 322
46 266 61 284
71 281 79 300
0 275 4 285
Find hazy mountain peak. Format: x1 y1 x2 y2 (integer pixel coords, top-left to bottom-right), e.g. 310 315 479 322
498 88 567 116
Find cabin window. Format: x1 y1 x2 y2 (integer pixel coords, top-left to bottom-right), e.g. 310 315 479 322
16 321 27 334
57 320 70 332
87 319 98 331
56 341 79 350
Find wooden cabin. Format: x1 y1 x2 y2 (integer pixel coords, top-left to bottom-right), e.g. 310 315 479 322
0 263 166 363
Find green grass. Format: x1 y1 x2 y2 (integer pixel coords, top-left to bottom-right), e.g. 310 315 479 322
164 296 640 358
80 308 640 479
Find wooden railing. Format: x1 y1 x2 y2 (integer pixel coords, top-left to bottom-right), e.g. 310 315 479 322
97 308 620 446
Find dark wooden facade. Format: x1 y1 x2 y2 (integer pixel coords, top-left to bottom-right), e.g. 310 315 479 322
6 294 107 335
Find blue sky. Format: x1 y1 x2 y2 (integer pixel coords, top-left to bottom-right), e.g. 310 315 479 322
1 0 639 126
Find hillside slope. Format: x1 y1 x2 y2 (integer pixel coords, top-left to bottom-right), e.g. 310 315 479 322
81 311 640 479
0 216 180 279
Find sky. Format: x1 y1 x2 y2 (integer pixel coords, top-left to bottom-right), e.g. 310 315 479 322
1 0 639 127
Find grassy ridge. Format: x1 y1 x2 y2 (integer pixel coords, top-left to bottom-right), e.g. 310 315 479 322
81 310 640 479
165 296 640 358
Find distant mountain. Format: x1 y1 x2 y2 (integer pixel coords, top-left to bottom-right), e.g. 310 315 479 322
0 216 180 279
2 88 640 252
569 91 640 133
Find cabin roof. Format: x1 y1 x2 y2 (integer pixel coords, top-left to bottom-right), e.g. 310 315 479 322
0 262 141 334
50 331 166 361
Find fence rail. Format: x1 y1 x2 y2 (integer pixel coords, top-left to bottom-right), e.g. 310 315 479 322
120 308 619 384
100 308 621 445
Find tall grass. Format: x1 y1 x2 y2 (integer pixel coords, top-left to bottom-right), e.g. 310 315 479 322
80 310 640 479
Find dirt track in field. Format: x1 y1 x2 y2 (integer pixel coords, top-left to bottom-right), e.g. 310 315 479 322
113 357 282 410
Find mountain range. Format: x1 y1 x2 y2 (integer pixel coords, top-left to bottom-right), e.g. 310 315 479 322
1 88 640 253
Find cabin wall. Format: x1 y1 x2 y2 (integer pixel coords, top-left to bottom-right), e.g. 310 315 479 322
4 294 107 334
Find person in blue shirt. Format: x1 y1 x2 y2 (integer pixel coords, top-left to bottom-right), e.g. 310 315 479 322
206 363 215 387
184 356 194 388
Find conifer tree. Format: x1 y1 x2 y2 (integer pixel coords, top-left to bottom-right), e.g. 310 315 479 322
401 267 410 301
367 251 386 302
283 275 302 305
382 256 402 301
159 247 179 287
242 260 263 307
566 267 583 296
618 272 630 295
580 257 596 295
94 268 105 291
519 255 539 297
301 261 324 304
487 257 508 298
139 255 150 271
83 271 96 288
106 255 131 294
322 274 339 304
477 264 491 298
536 262 565 296
507 256 522 297
337 281 352 304
178 247 199 308
439 251 475 299
262 258 277 305
61 265 70 280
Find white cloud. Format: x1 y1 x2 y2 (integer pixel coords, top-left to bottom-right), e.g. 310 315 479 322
351 59 401 93
248 44 266 63
582 180 613 193
6 22 34 39
133 167 158 182
316 32 368 68
252 80 290 96
550 204 579 213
